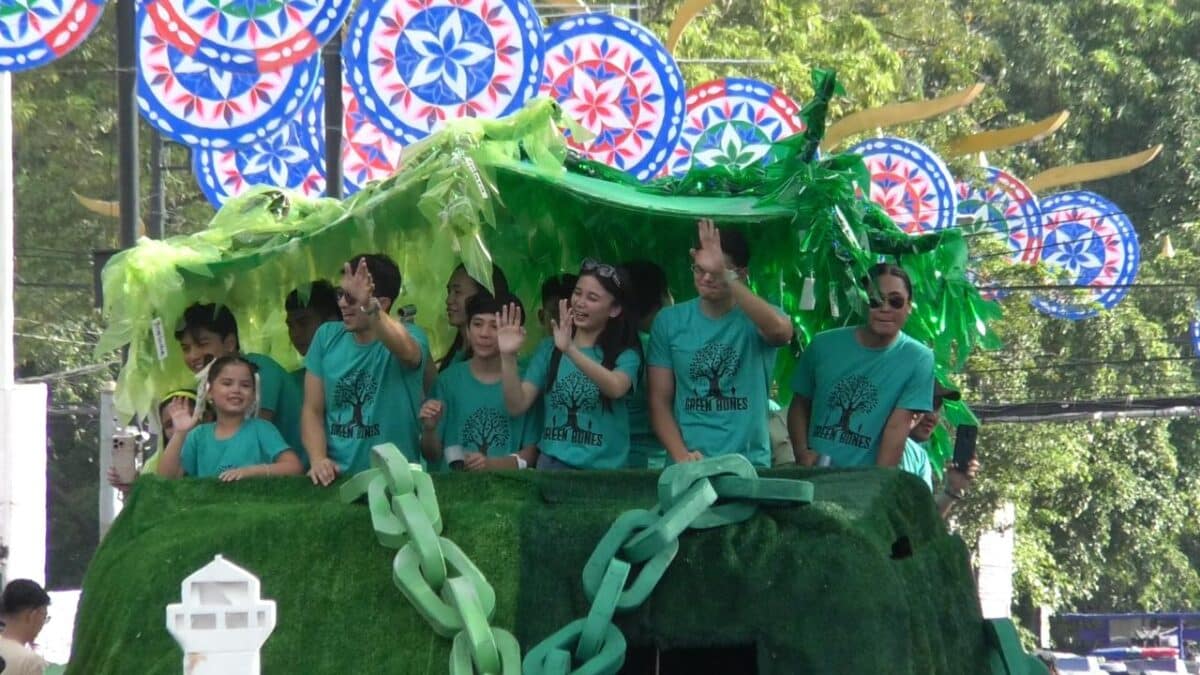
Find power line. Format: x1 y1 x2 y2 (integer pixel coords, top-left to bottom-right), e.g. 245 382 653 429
963 355 1195 375
14 332 96 347
18 361 117 383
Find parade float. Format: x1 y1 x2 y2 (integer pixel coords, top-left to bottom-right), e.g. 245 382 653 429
0 0 1163 672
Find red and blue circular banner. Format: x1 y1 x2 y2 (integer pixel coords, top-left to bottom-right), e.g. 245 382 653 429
541 13 685 182
667 77 803 176
0 0 105 72
1032 190 1141 320
301 80 404 193
193 110 326 206
955 166 1043 264
344 0 544 144
137 7 320 149
849 137 958 235
144 0 352 74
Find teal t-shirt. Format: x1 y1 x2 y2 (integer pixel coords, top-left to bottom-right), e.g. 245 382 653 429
647 299 780 467
180 417 292 478
305 321 431 473
791 326 934 467
429 362 539 468
627 332 665 469
246 353 305 467
901 438 934 491
522 340 640 469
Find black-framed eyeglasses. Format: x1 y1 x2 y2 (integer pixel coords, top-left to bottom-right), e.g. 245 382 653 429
868 295 907 310
580 259 622 288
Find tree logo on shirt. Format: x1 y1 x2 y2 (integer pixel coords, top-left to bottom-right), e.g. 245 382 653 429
330 370 382 439
462 408 510 455
684 341 749 412
813 374 879 450
544 372 604 446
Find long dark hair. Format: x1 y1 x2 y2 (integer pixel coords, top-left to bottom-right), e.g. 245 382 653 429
543 263 643 412
438 263 510 371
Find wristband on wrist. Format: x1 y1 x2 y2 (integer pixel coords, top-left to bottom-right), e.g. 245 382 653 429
361 298 381 316
511 453 528 470
944 489 965 500
723 268 739 284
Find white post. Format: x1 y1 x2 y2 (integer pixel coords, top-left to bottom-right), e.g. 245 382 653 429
976 502 1016 619
0 71 50 586
166 555 277 675
98 382 122 537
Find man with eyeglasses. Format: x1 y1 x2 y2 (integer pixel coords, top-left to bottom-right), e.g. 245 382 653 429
788 263 934 468
302 254 432 486
647 219 794 466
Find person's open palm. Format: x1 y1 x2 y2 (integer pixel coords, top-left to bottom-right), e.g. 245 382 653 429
551 298 574 351
496 302 526 356
690 218 728 277
166 397 199 434
343 257 376 306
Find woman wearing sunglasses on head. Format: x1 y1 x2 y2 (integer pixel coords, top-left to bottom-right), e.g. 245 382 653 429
497 259 643 469
787 262 935 469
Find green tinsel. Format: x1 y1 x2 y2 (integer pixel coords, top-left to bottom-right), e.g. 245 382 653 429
97 72 998 471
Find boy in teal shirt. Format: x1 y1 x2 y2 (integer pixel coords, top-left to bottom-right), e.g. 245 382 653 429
420 292 540 470
623 260 673 469
303 254 432 484
648 220 794 467
174 303 305 466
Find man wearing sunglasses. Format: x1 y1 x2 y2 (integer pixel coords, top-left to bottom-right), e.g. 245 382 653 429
647 219 794 467
788 263 935 468
302 254 432 486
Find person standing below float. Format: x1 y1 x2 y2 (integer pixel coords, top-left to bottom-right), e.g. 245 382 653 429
648 219 794 466
622 260 673 469
303 254 432 485
901 379 981 519
498 260 642 470
788 262 934 468
420 292 541 471
0 579 51 675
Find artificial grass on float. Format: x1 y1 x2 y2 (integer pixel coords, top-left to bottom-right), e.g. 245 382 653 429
67 467 998 674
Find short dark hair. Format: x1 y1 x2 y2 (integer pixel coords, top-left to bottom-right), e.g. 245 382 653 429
175 304 239 348
207 354 259 386
286 280 339 320
345 253 402 302
540 273 578 305
718 228 750 268
622 260 669 320
1 579 50 616
466 291 524 324
861 262 913 300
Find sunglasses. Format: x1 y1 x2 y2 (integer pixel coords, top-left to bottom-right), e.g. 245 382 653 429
868 295 907 310
581 259 622 288
334 288 359 303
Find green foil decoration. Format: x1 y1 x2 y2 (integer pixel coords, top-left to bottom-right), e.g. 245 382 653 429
97 73 999 471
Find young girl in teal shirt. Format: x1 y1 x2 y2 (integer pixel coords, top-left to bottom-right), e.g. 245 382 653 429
498 260 643 469
158 355 304 480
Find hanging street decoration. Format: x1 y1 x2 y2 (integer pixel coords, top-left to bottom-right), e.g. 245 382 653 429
541 13 685 182
193 87 326 207
301 79 404 194
955 166 1043 264
136 8 320 149
1031 190 1141 321
666 77 804 176
343 0 545 144
143 0 353 74
0 0 106 72
849 137 958 235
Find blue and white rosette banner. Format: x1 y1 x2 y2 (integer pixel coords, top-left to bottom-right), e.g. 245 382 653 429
137 7 320 149
344 0 544 144
1032 190 1141 320
299 77 404 194
849 137 958 235
192 86 326 206
540 13 685 181
0 0 106 72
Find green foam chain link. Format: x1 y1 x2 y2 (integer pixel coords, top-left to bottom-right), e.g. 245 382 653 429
581 510 678 611
346 443 517 672
527 456 814 674
621 479 718 564
446 577 502 673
